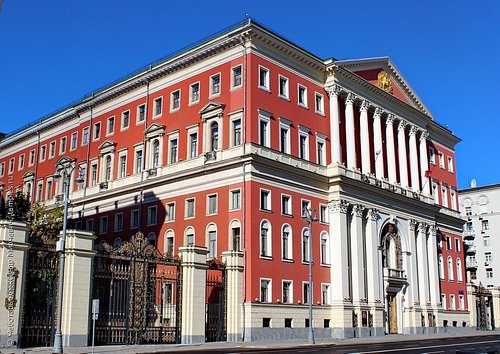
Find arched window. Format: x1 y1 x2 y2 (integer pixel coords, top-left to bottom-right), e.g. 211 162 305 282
320 232 330 264
456 258 463 282
152 139 160 168
147 232 156 247
229 220 241 252
105 155 112 181
260 221 271 257
210 122 219 151
282 224 292 260
206 224 217 258
185 227 195 246
447 256 454 281
438 254 444 279
302 228 310 262
164 230 174 257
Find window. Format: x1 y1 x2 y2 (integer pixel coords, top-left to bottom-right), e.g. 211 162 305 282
210 122 219 151
485 252 493 263
438 255 444 279
232 66 242 88
114 213 123 231
260 221 271 257
465 206 472 216
207 194 217 214
280 125 290 154
48 141 56 159
104 155 112 181
320 205 328 223
36 181 42 202
281 195 291 215
40 145 46 161
441 294 446 309
165 231 174 257
438 152 444 168
147 206 157 225
299 129 309 160
298 85 307 107
465 221 473 232
208 229 217 258
232 226 241 251
321 284 330 305
71 132 78 150
282 225 292 260
186 228 195 246
447 156 454 172
185 198 195 218
449 295 456 310
82 127 90 145
60 137 67 155
154 97 163 116
483 235 491 247
105 117 114 135
447 256 454 281
446 237 452 251
259 66 269 90
8 158 15 174
171 90 180 111
320 232 330 264
279 75 289 98
166 202 175 222
450 189 457 210
100 216 108 234
482 220 489 231
86 219 94 232
441 186 448 207
456 259 463 282
487 268 494 278
259 118 269 147
302 228 310 262
315 93 324 114
90 163 98 186
303 282 310 304
121 111 130 130
0 162 4 177
301 200 311 218
429 147 435 164
29 150 35 166
316 136 326 165
260 279 271 302
46 179 53 199
432 181 439 204
137 104 146 123
135 148 143 174
232 119 242 146
93 122 101 140
230 190 241 210
169 138 178 164
119 154 127 178
189 132 198 158
282 281 292 304
130 209 139 228
459 295 465 311
210 74 220 96
455 238 460 252
260 189 271 211
262 318 271 327
18 154 25 170
190 82 200 103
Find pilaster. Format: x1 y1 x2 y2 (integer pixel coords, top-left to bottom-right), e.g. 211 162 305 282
221 251 244 342
419 131 430 195
397 120 409 188
408 125 420 191
326 85 342 164
416 223 430 307
345 93 357 170
359 100 371 174
385 114 397 184
373 108 384 179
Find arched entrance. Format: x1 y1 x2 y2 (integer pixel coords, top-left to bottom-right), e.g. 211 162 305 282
380 223 407 334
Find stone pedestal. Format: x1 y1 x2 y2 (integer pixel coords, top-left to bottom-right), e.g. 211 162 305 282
60 229 96 347
179 246 208 344
222 251 244 341
0 220 29 348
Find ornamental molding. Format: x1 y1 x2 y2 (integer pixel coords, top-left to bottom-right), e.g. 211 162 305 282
360 100 370 112
328 199 349 214
374 107 384 117
345 92 356 104
398 119 408 131
419 131 429 141
325 84 342 98
367 208 379 221
385 113 396 125
352 204 365 218
144 123 166 139
409 219 417 231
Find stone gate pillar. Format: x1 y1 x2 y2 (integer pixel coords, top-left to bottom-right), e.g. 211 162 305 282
0 220 29 348
179 246 208 344
61 229 96 347
222 251 244 341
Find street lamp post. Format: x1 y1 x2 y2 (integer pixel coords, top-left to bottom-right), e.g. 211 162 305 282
52 157 82 354
302 206 318 345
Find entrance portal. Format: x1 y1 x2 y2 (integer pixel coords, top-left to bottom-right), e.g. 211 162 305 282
387 293 398 334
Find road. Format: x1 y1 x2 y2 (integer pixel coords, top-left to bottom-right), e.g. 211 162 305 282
184 334 500 354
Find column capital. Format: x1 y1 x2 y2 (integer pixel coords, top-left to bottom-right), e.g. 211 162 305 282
409 125 418 136
367 208 379 221
417 222 428 233
326 84 342 98
352 204 365 218
409 219 417 231
328 199 349 214
374 107 384 118
419 130 429 142
345 92 356 104
397 119 408 131
385 113 396 125
360 99 370 112
428 224 437 237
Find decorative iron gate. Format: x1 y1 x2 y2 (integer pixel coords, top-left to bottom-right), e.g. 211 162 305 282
20 245 59 347
92 232 181 345
205 260 226 342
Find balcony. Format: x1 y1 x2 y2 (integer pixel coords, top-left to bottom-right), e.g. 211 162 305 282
466 245 477 254
463 230 475 240
466 261 478 269
383 267 407 292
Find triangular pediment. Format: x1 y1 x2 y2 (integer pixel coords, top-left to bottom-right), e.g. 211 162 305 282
144 123 165 139
98 140 117 151
335 57 432 118
199 102 225 115
22 171 35 180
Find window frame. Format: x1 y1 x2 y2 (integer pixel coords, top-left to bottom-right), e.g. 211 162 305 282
232 65 242 89
210 73 221 97
207 194 218 215
166 202 175 222
121 110 130 131
190 82 200 104
147 205 158 226
153 97 163 118
230 189 241 211
170 89 181 112
258 65 270 91
278 75 289 99
298 84 308 108
137 104 146 124
315 92 324 114
185 198 195 219
260 189 271 211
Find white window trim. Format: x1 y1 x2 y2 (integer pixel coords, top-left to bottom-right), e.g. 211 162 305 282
121 110 131 131
48 141 56 159
302 281 310 304
185 198 196 219
106 116 115 137
279 117 291 154
189 82 200 105
282 279 293 304
93 122 101 141
147 205 158 226
70 132 78 151
281 224 293 261
429 147 435 165
206 223 218 259
59 137 67 155
320 231 330 265
207 193 218 215
298 125 310 160
258 65 270 91
147 136 163 170
133 144 144 174
168 131 180 165
118 150 128 179
153 96 163 118
100 153 114 182
0 162 4 177
136 103 147 125
186 125 199 159
278 75 289 100
260 188 271 211
231 65 243 90
316 132 327 166
447 156 454 172
165 202 176 222
298 84 308 108
29 149 35 166
260 220 272 258
229 110 243 147
170 89 181 112
18 154 25 170
209 73 221 98
40 145 47 162
315 92 325 115
260 278 272 303
321 283 331 305
82 127 90 145
229 188 241 211
281 193 292 216
184 226 195 246
258 109 272 148
319 203 329 224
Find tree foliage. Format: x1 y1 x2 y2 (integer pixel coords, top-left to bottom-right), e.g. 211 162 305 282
29 203 63 246
0 191 31 222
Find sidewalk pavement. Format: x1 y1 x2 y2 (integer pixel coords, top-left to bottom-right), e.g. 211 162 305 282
1 330 497 354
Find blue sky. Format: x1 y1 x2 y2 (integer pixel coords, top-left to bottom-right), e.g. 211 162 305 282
0 1 498 189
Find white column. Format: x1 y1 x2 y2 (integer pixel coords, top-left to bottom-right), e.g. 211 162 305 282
385 114 397 184
419 131 430 196
407 220 419 307
397 120 409 188
360 100 371 174
222 251 244 342
345 93 357 170
365 209 380 303
408 125 420 191
327 85 342 164
373 107 384 179
416 223 430 307
427 226 440 307
350 205 366 305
